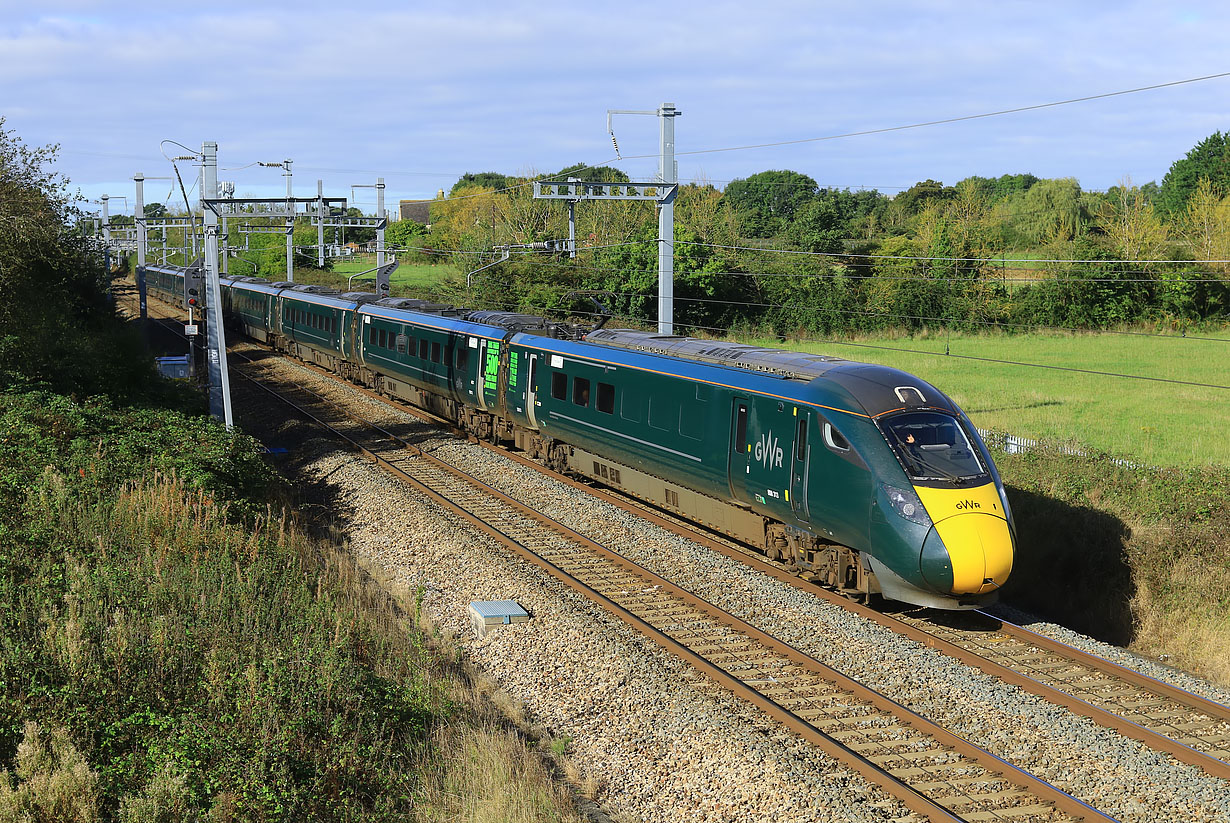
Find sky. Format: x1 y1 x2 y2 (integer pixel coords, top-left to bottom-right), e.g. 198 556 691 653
2 1 1228 217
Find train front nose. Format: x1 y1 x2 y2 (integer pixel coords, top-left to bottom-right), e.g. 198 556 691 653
915 486 1014 596
920 515 1014 595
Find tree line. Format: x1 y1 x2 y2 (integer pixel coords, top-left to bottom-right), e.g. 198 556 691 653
406 132 1230 336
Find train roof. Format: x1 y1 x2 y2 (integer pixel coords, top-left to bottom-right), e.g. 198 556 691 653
358 303 510 340
222 276 284 296
531 329 956 419
584 329 849 381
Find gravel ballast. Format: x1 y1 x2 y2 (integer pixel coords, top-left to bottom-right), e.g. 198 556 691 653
234 349 1230 823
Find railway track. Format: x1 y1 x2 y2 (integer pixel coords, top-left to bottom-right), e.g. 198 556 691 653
129 285 1229 817
243 329 1230 787
228 351 1112 823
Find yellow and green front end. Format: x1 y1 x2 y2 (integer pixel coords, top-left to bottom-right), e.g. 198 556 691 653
914 483 1014 598
866 410 1015 610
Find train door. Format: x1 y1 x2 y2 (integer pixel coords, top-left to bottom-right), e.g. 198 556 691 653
526 353 540 428
727 398 751 501
790 409 812 523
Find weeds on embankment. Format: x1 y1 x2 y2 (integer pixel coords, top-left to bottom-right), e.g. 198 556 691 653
995 441 1230 685
0 391 583 822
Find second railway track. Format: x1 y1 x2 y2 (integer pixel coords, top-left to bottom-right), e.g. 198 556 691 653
129 288 1230 820
232 350 1112 823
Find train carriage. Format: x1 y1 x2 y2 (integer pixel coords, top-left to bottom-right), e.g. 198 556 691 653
275 286 355 372
207 275 1014 611
220 276 278 342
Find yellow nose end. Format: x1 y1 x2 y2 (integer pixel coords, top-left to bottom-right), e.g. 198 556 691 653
935 513 1015 594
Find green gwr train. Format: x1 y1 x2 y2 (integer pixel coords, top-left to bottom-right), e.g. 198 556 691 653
148 268 1015 609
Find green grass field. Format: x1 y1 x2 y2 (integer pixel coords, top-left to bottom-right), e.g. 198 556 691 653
741 329 1230 468
330 254 456 288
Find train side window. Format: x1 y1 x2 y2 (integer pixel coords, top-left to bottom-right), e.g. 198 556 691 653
596 382 614 414
823 422 850 452
396 334 408 354
734 404 748 453
456 347 469 370
795 418 808 461
419 339 428 359
378 328 387 348
551 371 567 400
430 341 441 363
573 376 590 407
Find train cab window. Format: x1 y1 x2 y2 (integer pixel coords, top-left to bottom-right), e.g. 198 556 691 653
430 341 441 363
551 371 567 400
734 404 748 453
883 411 988 483
378 328 388 348
823 422 850 452
572 377 590 407
596 382 614 414
396 334 408 354
419 339 429 359
795 418 808 461
456 347 469 370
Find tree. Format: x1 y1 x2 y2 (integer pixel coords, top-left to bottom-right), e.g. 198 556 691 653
0 118 150 395
547 163 629 183
785 198 843 254
895 179 953 216
724 170 819 237
1101 179 1168 263
1157 131 1230 216
143 202 168 220
449 172 512 195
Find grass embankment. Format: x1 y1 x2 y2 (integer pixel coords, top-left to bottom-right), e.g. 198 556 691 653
304 256 457 294
745 328 1230 468
0 392 582 822
993 441 1230 685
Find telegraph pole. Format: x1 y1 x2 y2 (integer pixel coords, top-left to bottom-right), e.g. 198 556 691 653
134 174 147 319
316 179 326 267
376 177 386 268
657 102 679 335
284 160 294 281
605 103 682 333
200 142 234 429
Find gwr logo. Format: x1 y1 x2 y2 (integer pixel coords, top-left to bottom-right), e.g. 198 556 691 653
755 431 784 469
955 499 981 510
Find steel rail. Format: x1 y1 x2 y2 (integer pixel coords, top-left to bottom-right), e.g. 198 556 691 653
226 354 1114 823
133 283 1224 795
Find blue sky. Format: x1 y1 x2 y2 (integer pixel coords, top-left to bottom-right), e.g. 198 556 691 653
2 1 1228 215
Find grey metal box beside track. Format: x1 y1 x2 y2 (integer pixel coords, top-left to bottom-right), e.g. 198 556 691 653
469 600 530 637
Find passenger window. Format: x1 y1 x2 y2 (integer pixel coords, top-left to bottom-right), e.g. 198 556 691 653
368 327 377 346
823 421 850 452
457 348 469 370
379 328 387 348
419 339 428 359
551 371 567 400
735 404 748 453
796 418 808 461
431 341 441 363
573 377 590 407
596 382 614 414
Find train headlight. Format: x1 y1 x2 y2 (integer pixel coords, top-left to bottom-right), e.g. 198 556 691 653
882 483 932 528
